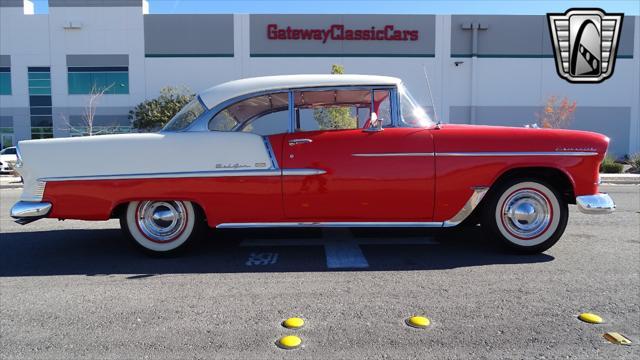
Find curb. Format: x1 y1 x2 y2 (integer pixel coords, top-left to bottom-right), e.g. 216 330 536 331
600 174 640 185
0 184 23 189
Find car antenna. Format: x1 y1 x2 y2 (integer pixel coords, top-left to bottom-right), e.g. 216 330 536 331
422 65 441 129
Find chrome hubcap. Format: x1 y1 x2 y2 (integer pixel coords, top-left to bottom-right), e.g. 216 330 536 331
502 190 551 239
136 201 187 242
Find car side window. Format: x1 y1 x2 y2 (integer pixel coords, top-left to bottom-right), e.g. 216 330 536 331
291 89 358 131
208 92 289 135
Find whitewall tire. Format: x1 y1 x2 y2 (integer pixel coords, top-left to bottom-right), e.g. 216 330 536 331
483 179 568 253
120 200 201 254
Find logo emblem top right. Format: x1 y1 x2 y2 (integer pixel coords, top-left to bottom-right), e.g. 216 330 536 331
547 8 624 83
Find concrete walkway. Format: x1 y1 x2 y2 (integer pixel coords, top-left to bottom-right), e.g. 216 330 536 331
0 175 22 189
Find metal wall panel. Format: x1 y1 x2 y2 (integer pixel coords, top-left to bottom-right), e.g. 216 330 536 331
143 14 234 57
451 15 635 58
66 54 129 67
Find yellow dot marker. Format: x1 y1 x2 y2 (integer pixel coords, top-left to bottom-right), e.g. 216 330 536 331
282 317 305 329
405 316 430 328
276 335 302 350
578 312 603 324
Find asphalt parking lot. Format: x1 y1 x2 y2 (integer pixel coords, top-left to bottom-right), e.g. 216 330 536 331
0 185 638 359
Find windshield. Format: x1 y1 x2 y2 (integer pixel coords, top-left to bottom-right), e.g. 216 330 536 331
0 147 16 155
398 84 434 127
162 97 206 131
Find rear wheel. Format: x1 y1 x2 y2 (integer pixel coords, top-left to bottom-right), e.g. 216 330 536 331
482 179 568 253
120 200 202 255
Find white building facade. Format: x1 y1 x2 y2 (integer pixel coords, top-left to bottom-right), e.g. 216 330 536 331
1 0 638 157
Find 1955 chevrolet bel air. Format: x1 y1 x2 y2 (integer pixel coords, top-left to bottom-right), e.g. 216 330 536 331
11 74 615 254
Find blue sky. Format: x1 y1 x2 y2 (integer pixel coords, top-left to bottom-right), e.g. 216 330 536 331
33 0 640 15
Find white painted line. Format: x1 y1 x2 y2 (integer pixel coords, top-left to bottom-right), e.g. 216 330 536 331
323 229 369 269
245 252 279 266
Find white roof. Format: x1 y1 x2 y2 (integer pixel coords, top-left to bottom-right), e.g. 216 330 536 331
198 74 402 109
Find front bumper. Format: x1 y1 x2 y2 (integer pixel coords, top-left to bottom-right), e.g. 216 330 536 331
10 201 52 223
576 193 615 214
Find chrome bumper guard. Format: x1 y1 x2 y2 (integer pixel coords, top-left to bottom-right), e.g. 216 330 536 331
576 193 615 214
10 201 52 224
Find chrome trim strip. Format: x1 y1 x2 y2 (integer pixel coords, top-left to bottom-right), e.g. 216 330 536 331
576 193 616 214
353 152 435 157
216 221 444 229
436 151 598 157
282 169 326 176
262 137 279 169
33 181 47 201
443 186 489 227
40 168 325 182
10 201 52 218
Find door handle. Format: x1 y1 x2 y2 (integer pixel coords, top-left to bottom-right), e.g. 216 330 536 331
288 138 313 146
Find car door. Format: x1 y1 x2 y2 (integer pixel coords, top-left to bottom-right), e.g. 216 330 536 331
282 87 435 221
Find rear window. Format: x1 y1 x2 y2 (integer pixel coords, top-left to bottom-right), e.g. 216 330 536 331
162 98 206 132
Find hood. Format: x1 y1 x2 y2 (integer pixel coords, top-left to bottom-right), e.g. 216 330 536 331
433 124 610 155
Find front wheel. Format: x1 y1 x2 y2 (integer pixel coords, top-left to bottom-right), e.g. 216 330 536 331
120 200 202 255
482 179 568 253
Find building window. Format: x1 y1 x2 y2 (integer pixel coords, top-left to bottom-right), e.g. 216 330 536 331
0 116 14 149
67 66 129 94
0 67 10 95
28 67 53 139
68 114 133 137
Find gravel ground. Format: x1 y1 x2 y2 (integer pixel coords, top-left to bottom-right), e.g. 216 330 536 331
0 185 638 359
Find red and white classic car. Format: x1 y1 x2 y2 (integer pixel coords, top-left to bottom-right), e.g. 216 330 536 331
11 75 615 254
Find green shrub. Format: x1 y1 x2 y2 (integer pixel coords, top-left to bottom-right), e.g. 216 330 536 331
600 156 624 173
630 153 640 172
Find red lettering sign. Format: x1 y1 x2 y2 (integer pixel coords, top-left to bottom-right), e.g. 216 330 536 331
267 24 419 43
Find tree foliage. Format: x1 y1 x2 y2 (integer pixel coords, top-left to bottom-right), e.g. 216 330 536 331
129 86 194 131
536 96 577 129
313 64 357 130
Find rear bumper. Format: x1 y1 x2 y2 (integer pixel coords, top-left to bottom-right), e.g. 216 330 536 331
10 201 52 220
576 193 615 214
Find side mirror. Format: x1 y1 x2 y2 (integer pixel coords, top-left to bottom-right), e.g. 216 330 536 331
364 112 383 132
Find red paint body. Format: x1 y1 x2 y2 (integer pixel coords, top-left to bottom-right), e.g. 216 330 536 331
42 125 608 226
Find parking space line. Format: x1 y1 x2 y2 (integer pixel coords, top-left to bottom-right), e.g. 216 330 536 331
322 229 369 269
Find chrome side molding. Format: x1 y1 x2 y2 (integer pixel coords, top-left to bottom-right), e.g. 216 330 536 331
576 193 616 214
352 152 435 157
216 222 444 229
436 151 598 157
443 187 489 227
40 168 325 182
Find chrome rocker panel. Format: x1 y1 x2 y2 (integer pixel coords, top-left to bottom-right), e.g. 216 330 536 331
10 201 52 224
576 193 616 214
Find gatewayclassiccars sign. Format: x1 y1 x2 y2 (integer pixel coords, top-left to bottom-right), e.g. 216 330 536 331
266 24 420 43
251 15 435 57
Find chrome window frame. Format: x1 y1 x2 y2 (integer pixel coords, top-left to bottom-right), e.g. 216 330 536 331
179 84 399 133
